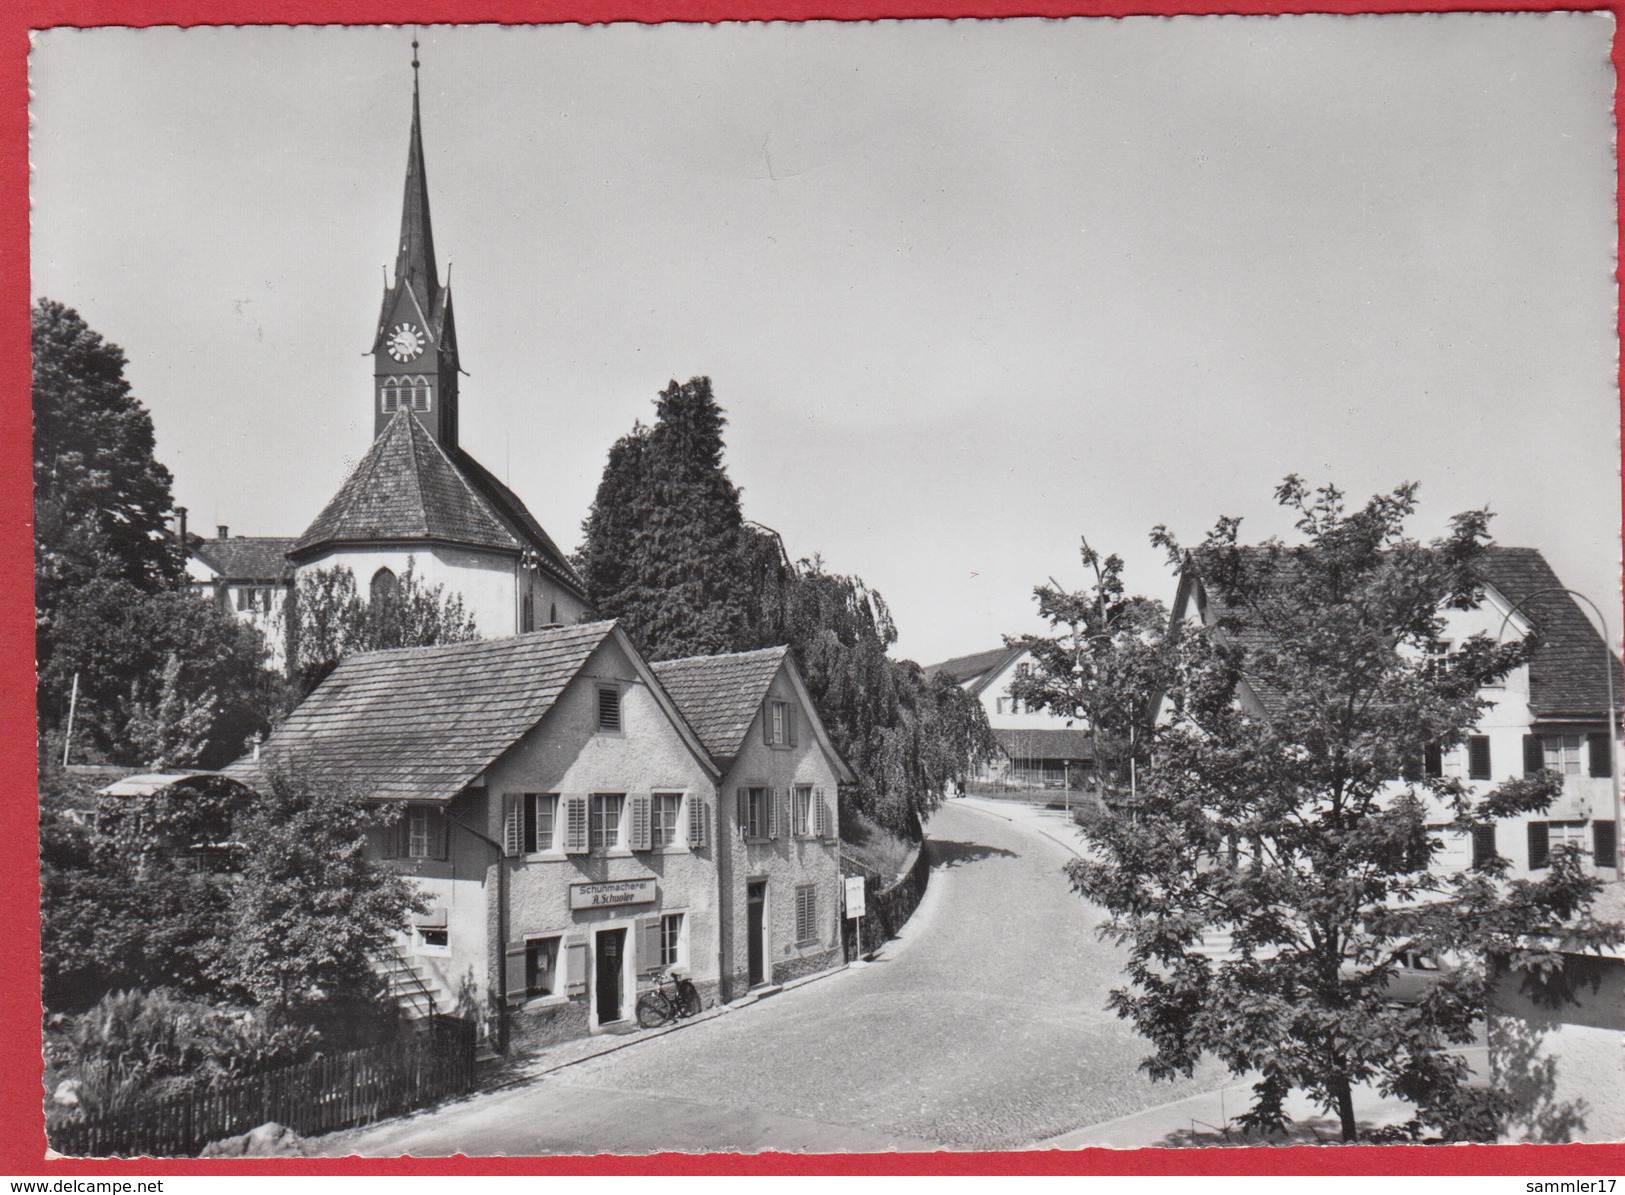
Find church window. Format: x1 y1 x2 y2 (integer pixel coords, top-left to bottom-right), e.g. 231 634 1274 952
381 381 401 414
410 377 431 412
371 567 400 605
521 592 535 633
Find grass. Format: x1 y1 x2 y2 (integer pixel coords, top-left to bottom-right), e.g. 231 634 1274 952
838 811 916 886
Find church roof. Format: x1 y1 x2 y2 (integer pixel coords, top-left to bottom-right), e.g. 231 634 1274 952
290 412 586 598
191 536 295 582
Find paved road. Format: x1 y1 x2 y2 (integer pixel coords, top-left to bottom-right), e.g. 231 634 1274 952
319 798 1229 1155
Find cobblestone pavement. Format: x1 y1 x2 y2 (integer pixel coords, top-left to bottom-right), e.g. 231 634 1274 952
319 799 1230 1156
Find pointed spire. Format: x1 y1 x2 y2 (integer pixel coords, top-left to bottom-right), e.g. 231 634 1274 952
394 33 439 316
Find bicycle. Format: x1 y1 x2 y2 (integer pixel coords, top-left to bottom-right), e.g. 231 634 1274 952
635 966 702 1028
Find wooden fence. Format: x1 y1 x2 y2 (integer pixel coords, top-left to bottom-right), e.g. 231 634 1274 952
49 1017 476 1158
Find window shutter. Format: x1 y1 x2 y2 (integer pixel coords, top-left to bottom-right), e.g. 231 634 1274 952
1589 733 1612 778
736 788 748 831
381 810 403 859
629 794 652 852
1528 821 1550 870
563 796 589 855
564 936 588 996
1524 734 1545 775
762 707 773 746
768 788 781 840
820 789 838 841
687 796 706 849
1594 819 1618 869
503 795 521 857
1472 823 1497 869
504 940 529 1007
433 808 449 860
787 705 798 747
1468 736 1492 781
636 915 663 976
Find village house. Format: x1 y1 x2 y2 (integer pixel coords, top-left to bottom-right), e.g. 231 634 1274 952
652 646 853 997
224 623 850 1052
1166 544 1622 883
925 646 1093 793
184 524 296 670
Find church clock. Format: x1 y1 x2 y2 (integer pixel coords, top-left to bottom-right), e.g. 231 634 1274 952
387 322 426 362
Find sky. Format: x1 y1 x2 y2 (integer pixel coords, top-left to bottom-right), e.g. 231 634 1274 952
28 16 1621 665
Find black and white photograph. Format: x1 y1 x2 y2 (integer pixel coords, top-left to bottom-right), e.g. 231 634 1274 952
28 16 1624 1159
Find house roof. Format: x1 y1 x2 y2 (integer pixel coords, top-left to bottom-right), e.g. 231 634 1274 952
923 645 1025 697
1476 547 1623 719
992 727 1095 762
651 646 789 761
1179 544 1622 721
289 412 586 598
191 536 296 582
223 621 620 803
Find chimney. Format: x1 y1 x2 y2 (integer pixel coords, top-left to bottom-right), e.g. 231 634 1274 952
217 525 229 540
174 505 188 545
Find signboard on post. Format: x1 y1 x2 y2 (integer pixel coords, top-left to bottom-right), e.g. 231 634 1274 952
844 875 866 919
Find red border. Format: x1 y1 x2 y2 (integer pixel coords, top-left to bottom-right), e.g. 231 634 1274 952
5 0 1624 1177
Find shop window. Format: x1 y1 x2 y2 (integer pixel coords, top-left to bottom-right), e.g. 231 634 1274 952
652 793 682 848
659 913 683 968
526 936 560 998
794 884 818 945
590 793 625 852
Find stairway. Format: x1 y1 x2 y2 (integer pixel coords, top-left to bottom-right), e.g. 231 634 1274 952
376 945 448 1020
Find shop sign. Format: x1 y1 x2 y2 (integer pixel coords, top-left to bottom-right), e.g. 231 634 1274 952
569 877 657 910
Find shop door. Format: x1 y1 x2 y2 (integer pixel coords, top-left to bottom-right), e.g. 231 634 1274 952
746 882 766 987
595 929 625 1023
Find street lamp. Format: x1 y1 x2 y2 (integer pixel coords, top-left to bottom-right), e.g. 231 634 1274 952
1496 587 1622 879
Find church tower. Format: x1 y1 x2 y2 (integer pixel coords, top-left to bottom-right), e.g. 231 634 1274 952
370 40 460 447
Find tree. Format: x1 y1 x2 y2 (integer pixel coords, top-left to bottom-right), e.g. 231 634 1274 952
211 762 425 1012
579 377 761 658
39 579 278 769
1010 539 1172 805
33 300 181 654
580 379 997 836
1073 478 1622 1142
289 558 478 694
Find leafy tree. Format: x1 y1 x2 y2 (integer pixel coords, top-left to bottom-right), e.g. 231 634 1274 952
580 378 996 836
210 762 425 1012
1073 478 1622 1142
1010 538 1172 804
39 579 277 769
288 557 478 694
33 300 180 656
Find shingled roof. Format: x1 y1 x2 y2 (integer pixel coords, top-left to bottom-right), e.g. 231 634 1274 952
290 411 586 598
923 645 1025 697
192 536 295 581
651 647 789 762
993 727 1094 763
224 622 619 803
1180 544 1622 721
1476 547 1623 719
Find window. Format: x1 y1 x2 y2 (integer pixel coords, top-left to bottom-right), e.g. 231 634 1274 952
521 592 535 633
590 794 625 852
525 936 560 998
652 793 682 848
793 785 813 837
794 884 818 945
1544 734 1583 777
371 567 400 606
1423 743 1443 779
1467 736 1492 781
1529 820 1588 870
519 793 557 854
418 927 448 949
598 687 621 732
410 377 431 412
381 381 400 413
402 805 447 860
1594 819 1618 869
1472 823 1497 869
741 787 770 839
764 701 796 747
659 913 683 968
995 698 1007 715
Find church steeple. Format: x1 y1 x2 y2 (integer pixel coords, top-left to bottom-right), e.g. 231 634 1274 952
371 36 460 449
